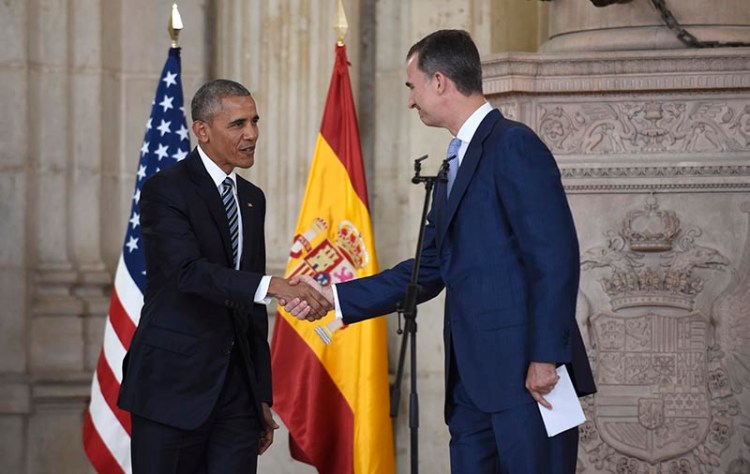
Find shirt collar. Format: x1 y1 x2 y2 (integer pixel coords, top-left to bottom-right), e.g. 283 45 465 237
455 102 493 145
197 145 237 190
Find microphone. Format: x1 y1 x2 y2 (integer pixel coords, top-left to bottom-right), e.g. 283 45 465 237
438 155 456 183
411 155 429 184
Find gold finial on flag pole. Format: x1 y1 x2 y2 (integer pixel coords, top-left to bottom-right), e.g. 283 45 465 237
168 3 184 48
334 0 349 45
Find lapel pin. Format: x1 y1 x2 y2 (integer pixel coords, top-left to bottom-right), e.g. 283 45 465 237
247 202 253 208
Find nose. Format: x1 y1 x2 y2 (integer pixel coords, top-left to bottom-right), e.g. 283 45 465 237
243 124 258 141
407 95 416 109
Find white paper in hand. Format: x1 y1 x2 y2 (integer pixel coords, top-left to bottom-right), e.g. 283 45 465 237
537 365 586 437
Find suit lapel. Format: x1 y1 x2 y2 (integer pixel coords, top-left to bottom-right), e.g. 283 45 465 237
186 150 234 266
236 177 257 270
438 110 501 244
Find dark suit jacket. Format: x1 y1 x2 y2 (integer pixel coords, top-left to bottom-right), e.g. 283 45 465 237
337 110 595 418
118 149 272 430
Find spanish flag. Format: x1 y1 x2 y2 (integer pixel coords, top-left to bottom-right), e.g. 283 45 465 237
270 43 395 474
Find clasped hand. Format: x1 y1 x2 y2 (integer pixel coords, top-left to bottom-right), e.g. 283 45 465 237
268 275 333 321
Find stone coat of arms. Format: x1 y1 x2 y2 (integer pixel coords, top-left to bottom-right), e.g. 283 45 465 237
577 196 750 472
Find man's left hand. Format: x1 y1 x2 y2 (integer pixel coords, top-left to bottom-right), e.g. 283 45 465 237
525 361 559 410
258 402 279 455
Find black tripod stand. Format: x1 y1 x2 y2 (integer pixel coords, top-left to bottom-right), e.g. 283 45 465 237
391 154 454 474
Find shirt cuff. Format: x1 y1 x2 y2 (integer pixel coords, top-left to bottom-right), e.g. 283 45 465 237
332 284 343 320
254 275 272 304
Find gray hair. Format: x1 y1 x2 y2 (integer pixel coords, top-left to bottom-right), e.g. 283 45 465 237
191 79 251 122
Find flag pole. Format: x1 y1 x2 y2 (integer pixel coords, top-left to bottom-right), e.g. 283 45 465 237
168 2 184 48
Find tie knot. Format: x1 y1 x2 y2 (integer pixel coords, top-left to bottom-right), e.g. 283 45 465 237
447 138 462 158
222 177 234 192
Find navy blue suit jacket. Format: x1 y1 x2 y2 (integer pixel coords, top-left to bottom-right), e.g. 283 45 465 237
337 110 595 417
118 149 272 430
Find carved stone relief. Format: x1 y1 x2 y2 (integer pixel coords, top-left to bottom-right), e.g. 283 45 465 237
538 101 750 156
578 196 750 472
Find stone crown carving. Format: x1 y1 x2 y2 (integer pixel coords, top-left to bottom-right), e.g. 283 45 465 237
621 196 680 252
581 196 729 311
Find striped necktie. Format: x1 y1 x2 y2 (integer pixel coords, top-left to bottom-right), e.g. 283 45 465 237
221 177 239 269
446 137 462 197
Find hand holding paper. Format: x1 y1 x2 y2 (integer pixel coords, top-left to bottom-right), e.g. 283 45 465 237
536 365 587 437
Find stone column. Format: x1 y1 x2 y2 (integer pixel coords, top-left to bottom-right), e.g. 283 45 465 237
25 0 92 471
542 0 750 52
0 0 30 472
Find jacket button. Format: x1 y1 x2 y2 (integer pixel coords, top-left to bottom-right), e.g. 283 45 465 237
223 340 235 355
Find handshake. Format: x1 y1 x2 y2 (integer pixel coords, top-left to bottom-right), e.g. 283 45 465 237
268 275 334 321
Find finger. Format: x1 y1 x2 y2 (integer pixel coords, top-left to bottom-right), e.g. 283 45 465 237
288 276 300 286
258 434 272 455
532 390 552 410
297 306 311 321
311 306 329 320
283 297 301 312
278 298 287 306
289 301 308 317
300 287 329 310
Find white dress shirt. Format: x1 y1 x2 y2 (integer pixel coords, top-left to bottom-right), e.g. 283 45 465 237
197 145 271 304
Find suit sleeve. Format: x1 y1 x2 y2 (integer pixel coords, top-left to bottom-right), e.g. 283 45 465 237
337 202 445 324
248 193 273 405
140 173 263 310
494 126 580 363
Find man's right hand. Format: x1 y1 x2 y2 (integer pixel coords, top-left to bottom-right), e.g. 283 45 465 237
285 275 334 321
267 276 332 320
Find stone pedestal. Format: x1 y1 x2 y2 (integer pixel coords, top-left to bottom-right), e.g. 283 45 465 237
483 47 750 472
541 0 750 52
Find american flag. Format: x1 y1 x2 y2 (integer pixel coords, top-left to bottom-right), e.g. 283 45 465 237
83 47 190 473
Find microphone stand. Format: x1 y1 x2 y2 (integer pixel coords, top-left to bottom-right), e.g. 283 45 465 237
391 154 453 474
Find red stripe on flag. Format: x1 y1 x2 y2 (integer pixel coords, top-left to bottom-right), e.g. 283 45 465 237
82 410 126 474
96 349 132 435
319 44 369 209
108 289 137 348
271 317 354 473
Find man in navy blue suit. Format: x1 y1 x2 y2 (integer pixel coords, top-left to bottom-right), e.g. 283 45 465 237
118 80 331 473
289 30 596 473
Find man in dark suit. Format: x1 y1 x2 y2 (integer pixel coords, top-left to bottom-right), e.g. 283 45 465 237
118 79 331 473
289 30 596 473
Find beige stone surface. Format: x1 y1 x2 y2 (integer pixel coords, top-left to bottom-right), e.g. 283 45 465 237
543 0 750 51
0 416 25 473
0 269 27 373
28 405 91 473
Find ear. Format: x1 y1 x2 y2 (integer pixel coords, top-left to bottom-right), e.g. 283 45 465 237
433 71 447 94
191 121 209 144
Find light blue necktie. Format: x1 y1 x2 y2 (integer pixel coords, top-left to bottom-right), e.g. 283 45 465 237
221 177 239 268
446 137 462 197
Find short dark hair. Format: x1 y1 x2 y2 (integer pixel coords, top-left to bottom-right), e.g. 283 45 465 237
406 29 483 96
191 79 251 122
